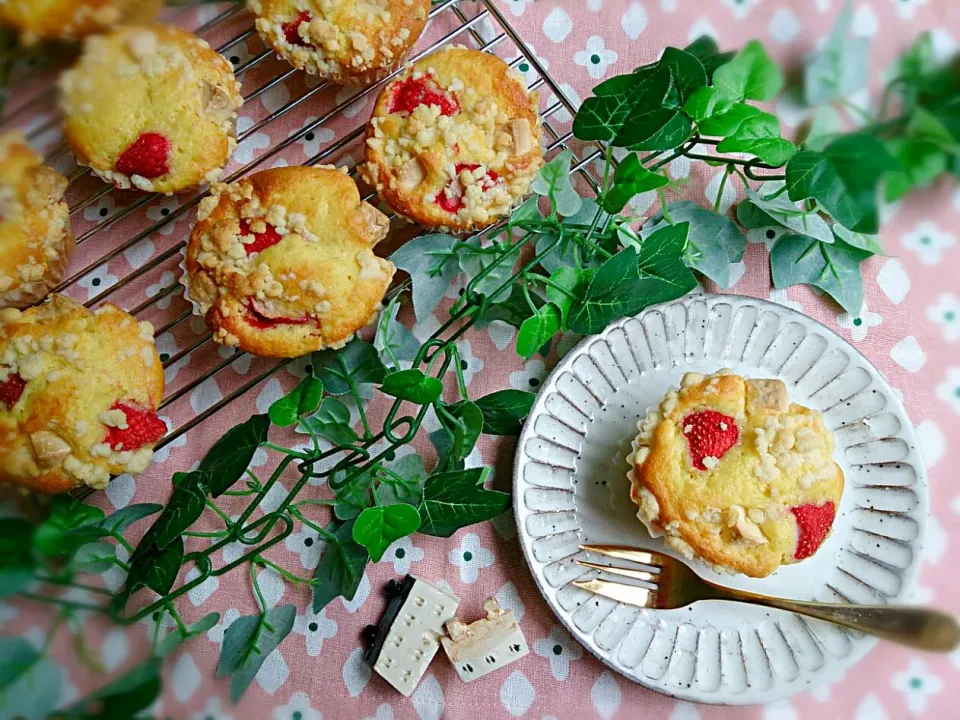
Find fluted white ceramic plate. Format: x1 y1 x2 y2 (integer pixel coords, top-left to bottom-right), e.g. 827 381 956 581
513 294 928 705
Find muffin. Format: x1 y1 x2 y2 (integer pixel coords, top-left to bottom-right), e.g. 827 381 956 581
59 24 243 195
249 0 430 85
361 47 543 232
0 294 165 494
184 166 395 358
0 133 73 310
0 0 161 45
628 370 844 578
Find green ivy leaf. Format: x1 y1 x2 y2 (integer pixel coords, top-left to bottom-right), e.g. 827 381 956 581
429 426 464 473
742 182 835 243
124 535 184 596
436 401 484 461
459 236 523 297
516 304 561 359
60 660 159 720
150 471 209 549
374 296 421 370
658 47 708 104
546 266 592 330
628 112 692 151
268 374 324 427
474 390 536 436
378 454 427 506
155 612 221 659
313 520 369 612
770 234 872 314
712 39 783 101
33 495 105 557
804 0 870 106
803 105 844 151
380 369 444 405
476 283 542 329
507 194 545 231
0 637 63 720
643 201 746 288
601 154 669 213
0 519 36 600
715 113 795 166
636 222 698 291
832 224 885 256
71 541 116 574
417 468 510 537
99 503 162 536
199 413 270 497
684 36 735 82
353 504 421 562
299 396 359 446
217 604 296 703
312 338 388 397
333 466 375 521
531 149 583 217
882 109 955 202
390 233 460 322
786 133 899 234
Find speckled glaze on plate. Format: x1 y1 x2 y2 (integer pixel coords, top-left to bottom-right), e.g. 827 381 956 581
513 294 929 705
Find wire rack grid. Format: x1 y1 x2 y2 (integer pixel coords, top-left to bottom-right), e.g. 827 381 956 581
1 0 604 501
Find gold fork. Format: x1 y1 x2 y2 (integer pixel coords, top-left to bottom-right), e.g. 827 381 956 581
574 545 960 652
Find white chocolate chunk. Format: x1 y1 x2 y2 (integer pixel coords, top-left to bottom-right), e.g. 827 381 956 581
441 599 529 683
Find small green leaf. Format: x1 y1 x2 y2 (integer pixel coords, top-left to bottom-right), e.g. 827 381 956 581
436 401 484 462
353 504 421 562
546 266 592 330
715 113 795 166
832 224 885 256
33 495 105 557
199 413 270 497
477 283 542 329
299 396 359 445
312 338 388 396
601 154 669 213
217 604 296 703
374 296 420 369
786 133 900 234
770 234 872 314
804 0 870 106
696 100 766 138
474 390 537 436
0 519 36 599
378 454 427 506
333 466 375 520
417 468 510 537
712 39 783 101
60 658 158 720
459 236 523 296
156 611 221 659
313 520 369 612
124 535 184 596
99 503 162 536
742 182 835 243
390 233 461 322
0 637 62 720
150 471 209 549
268 374 324 427
658 47 707 104
516 304 561 359
380 369 444 405
507 194 545 230
532 149 583 217
71 541 116 573
684 36 736 82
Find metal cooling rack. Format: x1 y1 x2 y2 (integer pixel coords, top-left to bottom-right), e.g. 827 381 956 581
1 0 603 480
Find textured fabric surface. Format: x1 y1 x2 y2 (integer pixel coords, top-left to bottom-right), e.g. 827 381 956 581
5 1 960 718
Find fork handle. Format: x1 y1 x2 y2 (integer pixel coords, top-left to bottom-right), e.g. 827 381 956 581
706 583 960 651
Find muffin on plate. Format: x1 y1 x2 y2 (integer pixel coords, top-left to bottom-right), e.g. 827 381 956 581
361 46 543 233
0 294 166 494
0 0 161 45
183 166 395 358
249 0 430 85
628 370 844 578
59 24 243 195
0 132 73 310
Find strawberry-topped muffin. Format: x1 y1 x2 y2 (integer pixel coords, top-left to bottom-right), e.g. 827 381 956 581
628 370 844 578
59 24 243 194
184 166 395 358
0 294 165 494
362 47 544 233
249 0 430 85
0 132 74 310
0 0 161 45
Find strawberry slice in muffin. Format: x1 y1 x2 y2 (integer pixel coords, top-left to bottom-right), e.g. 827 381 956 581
627 370 844 578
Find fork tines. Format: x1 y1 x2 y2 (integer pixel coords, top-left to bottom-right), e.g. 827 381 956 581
572 545 666 609
577 544 665 568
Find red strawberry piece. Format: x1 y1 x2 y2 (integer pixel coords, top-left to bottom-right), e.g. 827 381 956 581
681 410 739 471
245 301 312 329
114 132 171 179
104 402 166 451
0 372 26 410
388 75 460 116
282 10 312 46
790 502 836 560
239 219 283 255
435 163 501 214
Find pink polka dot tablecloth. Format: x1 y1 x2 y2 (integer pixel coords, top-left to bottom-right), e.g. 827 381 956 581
4 1 960 719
